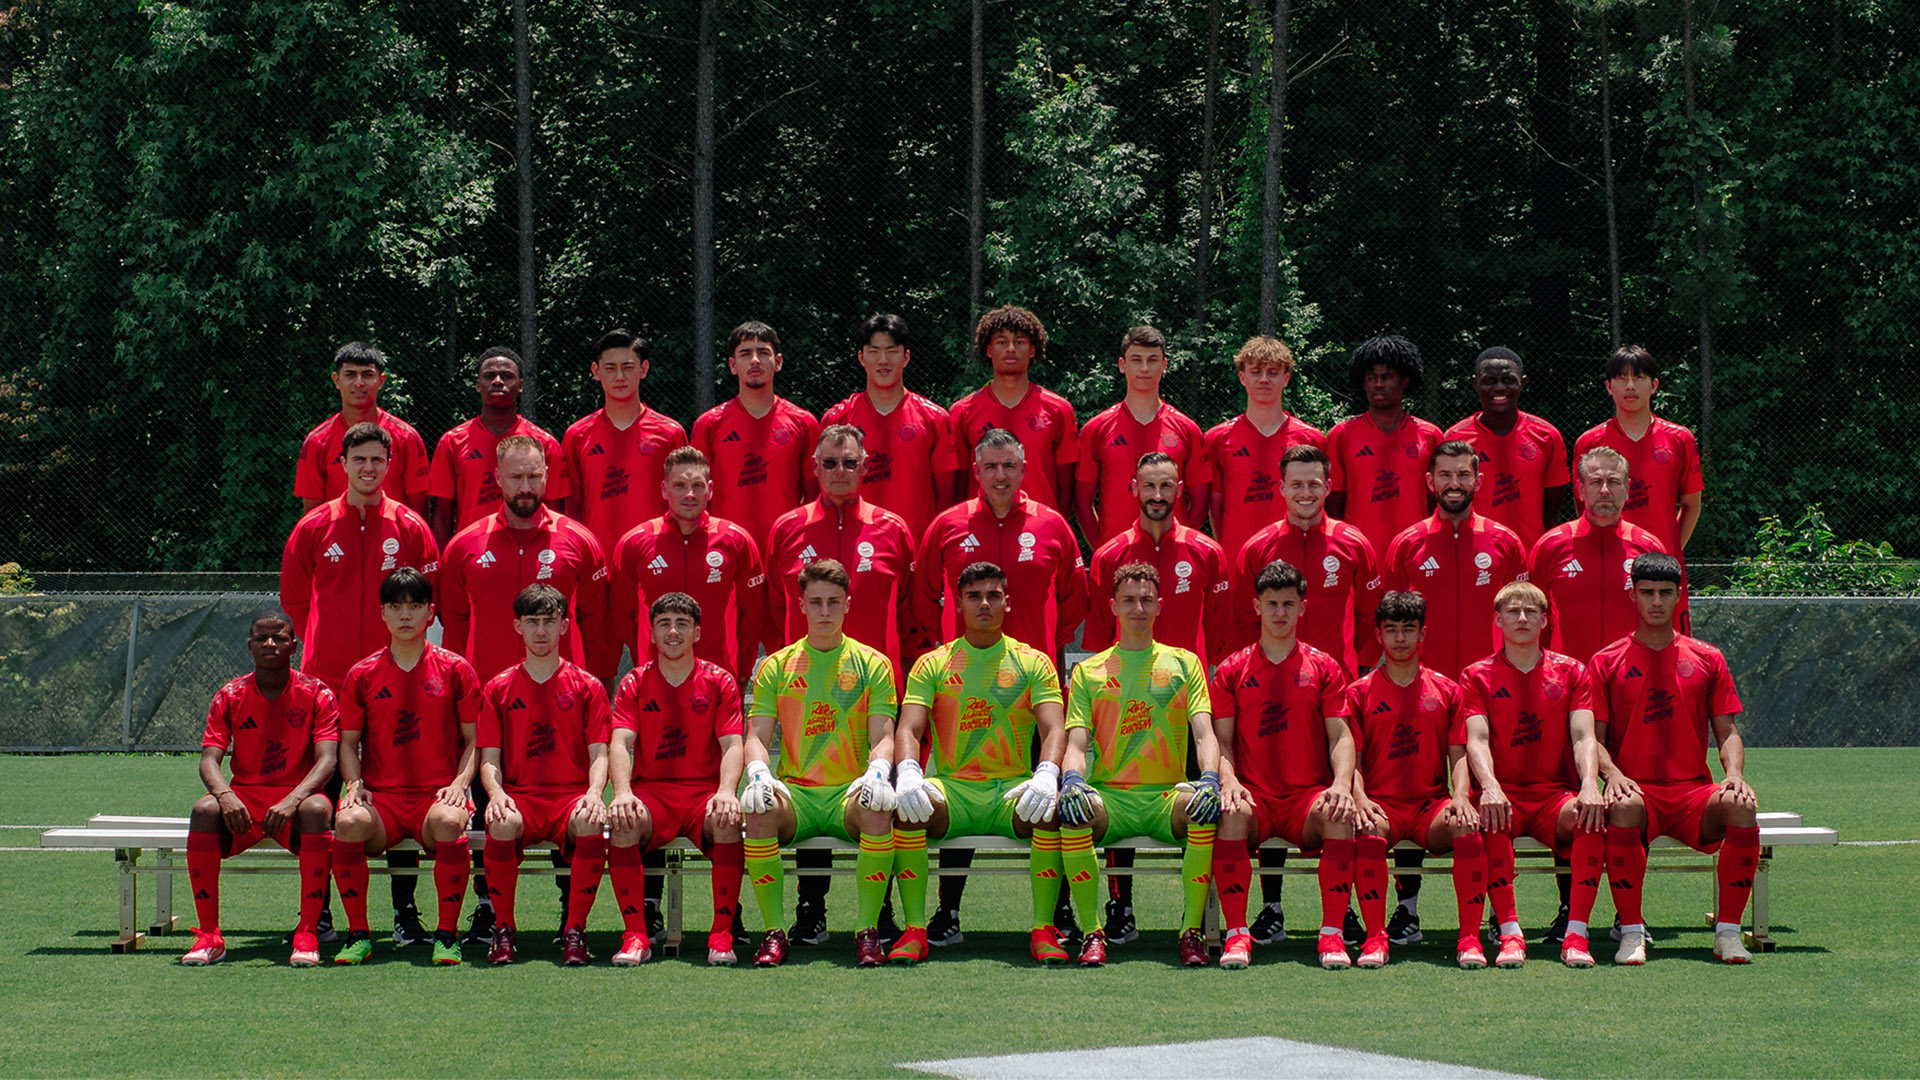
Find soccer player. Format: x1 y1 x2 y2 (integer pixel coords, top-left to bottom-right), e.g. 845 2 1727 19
1211 560 1359 970
1443 347 1570 550
1074 326 1209 546
1203 335 1326 561
1324 335 1444 560
1572 345 1703 562
329 568 482 965
1229 444 1382 674
180 612 338 966
1457 581 1608 969
886 561 1068 964
1085 452 1230 663
604 592 747 966
821 314 962 541
689 320 821 550
739 559 900 967
1590 553 1758 965
949 305 1078 510
1056 563 1219 967
476 584 613 965
1344 591 1478 969
561 328 690 560
428 346 568 548
294 342 430 516
1528 447 1667 664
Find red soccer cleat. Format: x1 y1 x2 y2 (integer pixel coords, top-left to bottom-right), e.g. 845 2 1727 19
1030 926 1069 966
487 925 517 966
1177 929 1209 967
752 928 788 968
1078 929 1109 967
1317 932 1352 970
289 930 321 968
1561 932 1595 969
706 930 736 967
1457 939 1488 969
180 928 226 966
887 926 930 966
1495 932 1527 969
1357 931 1390 969
561 927 592 967
612 929 653 966
1219 932 1253 970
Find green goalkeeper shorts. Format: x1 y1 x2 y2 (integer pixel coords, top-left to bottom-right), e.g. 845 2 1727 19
787 781 857 842
1093 783 1181 845
927 776 1020 839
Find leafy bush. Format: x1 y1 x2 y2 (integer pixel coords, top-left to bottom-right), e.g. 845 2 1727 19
1706 506 1917 597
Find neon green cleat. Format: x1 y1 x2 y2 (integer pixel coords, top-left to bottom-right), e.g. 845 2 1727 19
333 934 374 965
432 934 463 966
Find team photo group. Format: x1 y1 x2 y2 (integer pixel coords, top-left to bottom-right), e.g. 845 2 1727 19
190 302 1762 977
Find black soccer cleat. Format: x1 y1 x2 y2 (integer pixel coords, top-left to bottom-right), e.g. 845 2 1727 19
1343 907 1365 948
1386 906 1423 945
1103 899 1139 945
789 898 829 946
1249 901 1287 944
1540 905 1570 946
926 906 964 948
390 905 428 948
463 902 496 946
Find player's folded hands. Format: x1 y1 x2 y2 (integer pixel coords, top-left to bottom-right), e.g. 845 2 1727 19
852 759 898 813
740 761 789 815
608 791 645 829
893 760 942 823
1004 761 1061 823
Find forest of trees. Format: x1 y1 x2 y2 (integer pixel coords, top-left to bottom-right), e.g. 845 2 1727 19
3 0 1916 572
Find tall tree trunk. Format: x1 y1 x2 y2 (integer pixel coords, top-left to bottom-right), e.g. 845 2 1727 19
514 0 538 422
691 0 718 416
1258 0 1288 336
1188 0 1221 417
1684 0 1713 464
968 0 986 320
1601 4 1622 348
1529 0 1573 367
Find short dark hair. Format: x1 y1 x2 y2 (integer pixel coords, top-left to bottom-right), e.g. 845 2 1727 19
341 422 391 457
333 341 386 372
1474 346 1523 375
955 561 1006 593
1348 335 1424 398
1119 325 1166 353
663 446 709 474
1630 552 1684 586
379 567 433 606
478 345 523 375
1280 444 1330 475
727 321 780 355
1112 561 1159 596
513 583 567 618
1375 590 1426 626
858 313 910 351
1606 344 1659 381
797 558 850 594
1135 450 1176 473
650 591 702 625
1428 439 1477 471
249 610 295 636
594 328 649 363
1253 560 1306 597
972 305 1047 367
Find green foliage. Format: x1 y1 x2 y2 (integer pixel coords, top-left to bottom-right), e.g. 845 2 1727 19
1706 505 1917 597
0 563 33 594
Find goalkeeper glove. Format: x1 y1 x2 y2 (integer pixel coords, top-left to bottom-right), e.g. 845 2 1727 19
851 758 897 813
893 760 944 823
1058 769 1100 828
1186 770 1222 825
739 761 790 815
1002 761 1061 824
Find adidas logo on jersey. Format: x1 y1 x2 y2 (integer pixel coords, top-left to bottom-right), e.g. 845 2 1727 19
1108 434 1128 447
476 551 497 568
647 555 669 574
588 444 606 456
723 431 742 443
642 700 662 712
1232 446 1251 458
1625 665 1644 678
238 718 258 730
790 676 807 689
1562 558 1584 577
508 697 528 711
960 534 981 551
1419 556 1440 577
1356 446 1377 457
373 686 393 700
1242 675 1259 688
1102 676 1122 691
799 545 818 562
1371 700 1393 714
464 449 484 461
323 542 345 563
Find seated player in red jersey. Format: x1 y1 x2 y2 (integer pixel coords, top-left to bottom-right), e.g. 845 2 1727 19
329 568 483 966
1074 326 1209 546
1211 560 1360 970
180 612 339 967
1590 553 1759 966
561 329 690 571
1527 446 1667 664
689 321 822 549
604 592 748 967
1442 348 1569 551
1344 591 1478 969
948 305 1079 511
428 346 568 549
1323 335 1444 561
294 342 430 517
476 584 614 965
1203 335 1325 563
1457 581 1609 970
821 314 962 542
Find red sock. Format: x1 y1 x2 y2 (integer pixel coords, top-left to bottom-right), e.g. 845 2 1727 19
1607 825 1647 925
483 837 521 928
331 837 371 933
1318 838 1355 932
1450 831 1487 945
1356 835 1389 936
187 831 222 932
1484 831 1518 929
608 843 648 934
1716 825 1761 925
1214 850 1252 930
710 841 745 933
296 831 332 934
432 837 471 933
1569 830 1605 928
566 834 606 931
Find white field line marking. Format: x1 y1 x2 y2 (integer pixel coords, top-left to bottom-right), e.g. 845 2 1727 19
904 1036 1537 1080
1837 839 1920 846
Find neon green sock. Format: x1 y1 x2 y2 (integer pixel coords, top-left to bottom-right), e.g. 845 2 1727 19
1029 829 1064 929
1182 824 1217 932
1060 827 1101 930
893 829 929 929
856 831 895 930
743 837 785 931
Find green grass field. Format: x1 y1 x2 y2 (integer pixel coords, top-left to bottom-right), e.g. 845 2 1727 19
3 749 1917 1078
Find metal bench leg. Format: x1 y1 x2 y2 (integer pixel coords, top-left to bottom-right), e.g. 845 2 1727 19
662 847 685 958
1204 883 1221 951
152 848 180 936
113 848 146 953
1751 850 1776 952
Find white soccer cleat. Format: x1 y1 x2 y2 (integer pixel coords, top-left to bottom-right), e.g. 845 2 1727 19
1713 928 1752 965
289 930 321 967
181 928 226 966
1615 928 1648 966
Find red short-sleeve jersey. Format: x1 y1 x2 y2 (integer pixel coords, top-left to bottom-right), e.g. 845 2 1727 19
279 496 440 691
1589 634 1741 785
1383 511 1528 678
611 659 744 783
338 644 482 791
1457 649 1593 791
437 507 615 683
1443 410 1569 551
1572 416 1703 559
293 407 432 504
1214 642 1351 792
1325 413 1445 557
428 416 570 533
689 396 821 549
913 496 1088 655
821 390 961 541
478 660 612 791
1084 522 1230 664
1202 413 1326 561
561 405 689 555
1229 516 1383 673
609 513 765 681
1526 517 1667 664
1345 667 1463 803
949 383 1079 510
1075 401 1208 546
764 497 922 677
201 673 341 791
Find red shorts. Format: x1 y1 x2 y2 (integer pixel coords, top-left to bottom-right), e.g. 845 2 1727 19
369 787 473 847
222 784 326 856
1488 785 1577 851
636 779 716 852
1641 780 1722 854
1245 783 1327 851
509 788 583 851
1374 796 1449 849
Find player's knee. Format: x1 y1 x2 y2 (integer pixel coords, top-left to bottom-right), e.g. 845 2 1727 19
567 812 601 837
1363 821 1389 839
708 818 743 845
487 816 523 841
334 804 374 839
424 806 466 843
1218 807 1252 840
1607 799 1645 827
296 795 333 832
189 794 222 826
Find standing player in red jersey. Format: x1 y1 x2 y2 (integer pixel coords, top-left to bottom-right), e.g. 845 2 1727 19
294 342 430 516
689 321 822 548
561 329 689 565
1324 336 1444 560
1444 348 1570 551
1590 553 1758 966
1528 447 1667 665
1203 335 1326 561
821 314 962 542
604 593 747 966
1344 591 1479 969
948 305 1079 510
428 347 568 549
476 584 614 965
180 612 339 967
1074 326 1209 546
1572 345 1703 563
329 568 482 966
1210 560 1359 970
1458 581 1609 970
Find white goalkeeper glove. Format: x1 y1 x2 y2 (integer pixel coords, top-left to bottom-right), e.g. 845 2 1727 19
739 761 789 815
893 760 944 823
851 758 897 813
1002 761 1061 824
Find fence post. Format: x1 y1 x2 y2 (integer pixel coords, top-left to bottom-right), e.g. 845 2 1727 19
121 595 142 749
